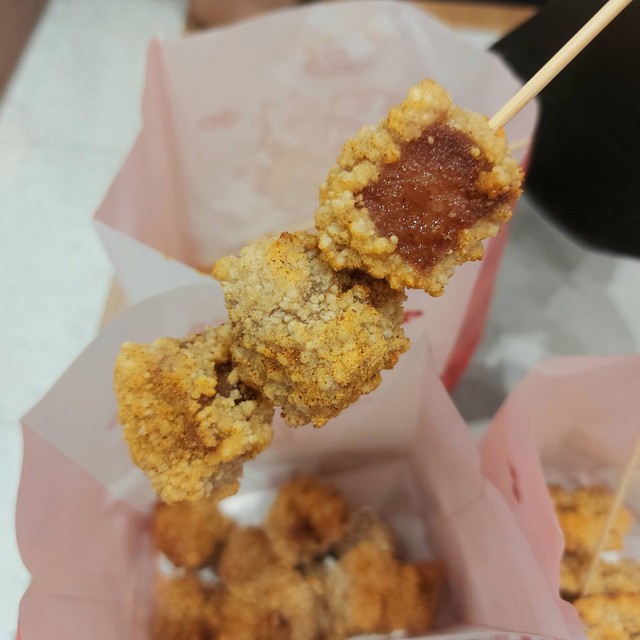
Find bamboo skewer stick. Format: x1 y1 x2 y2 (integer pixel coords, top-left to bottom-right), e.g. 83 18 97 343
581 434 640 596
489 0 634 130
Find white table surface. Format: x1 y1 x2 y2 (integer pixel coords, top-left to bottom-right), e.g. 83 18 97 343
1 2 639 639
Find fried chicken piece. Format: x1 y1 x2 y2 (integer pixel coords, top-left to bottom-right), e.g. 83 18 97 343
152 573 221 640
322 540 443 638
213 231 408 427
217 526 281 587
265 476 351 566
114 323 274 503
315 78 523 296
549 485 632 555
334 508 396 557
153 497 234 569
561 554 640 601
216 567 324 640
573 593 640 640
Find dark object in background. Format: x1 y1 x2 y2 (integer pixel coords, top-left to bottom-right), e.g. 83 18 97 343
492 0 640 258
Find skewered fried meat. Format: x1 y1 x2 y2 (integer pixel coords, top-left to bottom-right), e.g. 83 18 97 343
213 231 409 427
315 78 523 295
114 324 274 503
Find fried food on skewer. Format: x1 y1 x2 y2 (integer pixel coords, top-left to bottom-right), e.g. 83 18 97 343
153 497 234 569
561 555 640 601
573 593 640 640
114 324 274 503
264 476 351 566
315 79 523 296
213 231 409 427
549 485 632 555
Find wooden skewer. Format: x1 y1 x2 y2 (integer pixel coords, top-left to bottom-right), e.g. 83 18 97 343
489 0 634 130
581 433 640 596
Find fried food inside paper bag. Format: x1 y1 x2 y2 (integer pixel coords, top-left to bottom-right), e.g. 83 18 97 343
315 79 523 295
213 231 409 427
152 476 443 640
550 484 640 640
114 324 274 503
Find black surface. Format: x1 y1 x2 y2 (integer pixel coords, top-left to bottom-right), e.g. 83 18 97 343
491 0 640 258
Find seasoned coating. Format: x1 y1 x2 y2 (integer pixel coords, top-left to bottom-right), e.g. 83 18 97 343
152 573 220 640
561 554 640 601
265 476 351 566
550 485 632 555
216 568 323 640
114 324 274 503
334 508 396 557
217 526 281 587
315 79 523 295
323 540 443 638
574 593 640 640
213 231 409 427
153 497 234 569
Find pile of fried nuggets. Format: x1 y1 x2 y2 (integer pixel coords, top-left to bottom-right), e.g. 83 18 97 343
153 477 443 640
552 485 640 640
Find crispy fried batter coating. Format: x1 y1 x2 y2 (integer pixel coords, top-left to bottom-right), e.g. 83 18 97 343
217 567 323 640
323 540 443 638
213 231 409 427
217 526 281 587
265 476 351 566
315 79 523 295
334 508 396 557
561 555 640 601
550 485 633 555
114 324 274 503
152 573 220 640
153 497 234 569
574 593 640 640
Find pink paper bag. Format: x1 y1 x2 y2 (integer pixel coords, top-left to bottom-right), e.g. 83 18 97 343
479 355 640 637
18 283 576 640
94 0 536 385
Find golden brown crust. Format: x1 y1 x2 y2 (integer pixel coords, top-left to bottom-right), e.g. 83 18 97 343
213 231 409 427
315 79 523 295
550 485 633 555
561 555 640 601
153 497 234 569
265 476 351 567
574 593 640 640
323 540 443 638
114 324 274 503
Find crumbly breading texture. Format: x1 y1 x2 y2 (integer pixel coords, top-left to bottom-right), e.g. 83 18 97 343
114 324 274 503
213 231 409 427
323 540 443 638
265 476 351 566
561 555 640 601
574 594 640 640
315 79 523 296
153 497 234 569
550 485 633 554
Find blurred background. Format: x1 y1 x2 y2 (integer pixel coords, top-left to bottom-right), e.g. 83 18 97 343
1 1 638 639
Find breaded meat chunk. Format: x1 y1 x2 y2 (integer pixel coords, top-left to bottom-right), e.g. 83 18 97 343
574 593 640 640
217 526 281 587
561 555 640 601
216 567 323 640
114 324 274 503
213 231 409 427
152 573 220 640
153 497 234 569
265 476 351 566
323 539 443 638
550 485 632 554
315 79 523 295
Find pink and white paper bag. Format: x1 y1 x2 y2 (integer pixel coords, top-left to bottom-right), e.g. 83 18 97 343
94 0 537 385
18 283 576 640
